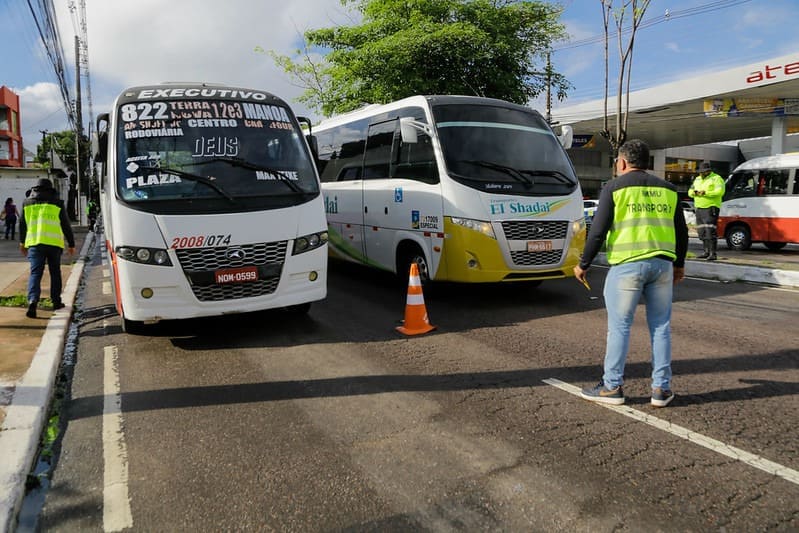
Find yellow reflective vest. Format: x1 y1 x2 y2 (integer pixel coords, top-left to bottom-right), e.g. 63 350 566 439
605 185 678 265
23 203 66 248
688 172 725 209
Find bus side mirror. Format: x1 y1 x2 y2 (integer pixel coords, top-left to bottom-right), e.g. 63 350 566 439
95 113 109 163
557 124 573 150
296 116 318 157
399 117 419 144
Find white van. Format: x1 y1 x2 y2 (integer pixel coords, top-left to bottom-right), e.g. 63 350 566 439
718 153 799 251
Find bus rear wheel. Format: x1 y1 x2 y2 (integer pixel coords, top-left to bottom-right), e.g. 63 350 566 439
764 241 787 251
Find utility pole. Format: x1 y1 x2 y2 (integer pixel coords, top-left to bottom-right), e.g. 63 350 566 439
75 34 83 224
545 52 552 124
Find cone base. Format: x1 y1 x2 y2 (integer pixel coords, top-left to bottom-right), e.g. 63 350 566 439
396 323 437 336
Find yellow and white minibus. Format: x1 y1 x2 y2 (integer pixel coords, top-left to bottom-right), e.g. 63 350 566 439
95 83 327 332
310 95 585 284
719 153 799 251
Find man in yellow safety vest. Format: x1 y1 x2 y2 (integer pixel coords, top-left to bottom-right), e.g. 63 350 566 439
689 161 726 260
19 178 75 318
574 139 689 407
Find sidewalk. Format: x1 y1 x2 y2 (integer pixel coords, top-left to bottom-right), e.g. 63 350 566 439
0 232 797 532
0 225 93 533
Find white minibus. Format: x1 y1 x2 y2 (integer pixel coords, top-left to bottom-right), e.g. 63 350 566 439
310 95 584 284
95 83 328 332
719 153 799 250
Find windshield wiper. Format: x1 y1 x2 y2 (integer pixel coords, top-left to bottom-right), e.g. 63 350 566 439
518 169 575 185
461 160 533 187
156 167 236 203
187 156 304 194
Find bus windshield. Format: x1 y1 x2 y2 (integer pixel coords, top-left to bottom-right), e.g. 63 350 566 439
116 101 319 211
432 103 578 196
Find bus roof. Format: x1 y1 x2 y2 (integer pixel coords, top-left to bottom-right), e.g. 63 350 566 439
114 83 289 106
733 152 799 172
314 94 546 130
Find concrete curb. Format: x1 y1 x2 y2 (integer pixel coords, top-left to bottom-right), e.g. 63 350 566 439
0 233 95 533
593 253 799 289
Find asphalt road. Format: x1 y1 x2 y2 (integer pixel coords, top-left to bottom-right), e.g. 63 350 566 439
30 242 799 532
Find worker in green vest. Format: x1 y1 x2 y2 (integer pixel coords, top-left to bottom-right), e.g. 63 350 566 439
689 161 726 260
19 178 75 318
574 139 689 407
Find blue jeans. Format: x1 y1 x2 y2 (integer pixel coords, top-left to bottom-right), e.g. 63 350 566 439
27 244 64 305
602 257 674 391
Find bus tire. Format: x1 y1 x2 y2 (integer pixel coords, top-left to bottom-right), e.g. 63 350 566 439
397 243 431 287
285 302 311 315
764 241 787 251
725 224 752 251
121 317 145 335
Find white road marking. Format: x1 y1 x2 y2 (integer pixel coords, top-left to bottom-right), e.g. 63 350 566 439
543 378 799 486
102 281 111 295
103 345 133 531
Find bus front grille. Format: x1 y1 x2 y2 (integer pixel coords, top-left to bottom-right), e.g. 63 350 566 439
509 250 564 266
175 241 287 301
190 278 281 301
500 220 568 240
500 221 568 267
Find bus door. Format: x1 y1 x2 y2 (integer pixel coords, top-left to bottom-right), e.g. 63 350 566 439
362 118 443 274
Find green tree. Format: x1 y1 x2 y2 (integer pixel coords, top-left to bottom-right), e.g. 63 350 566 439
271 0 571 117
36 130 91 185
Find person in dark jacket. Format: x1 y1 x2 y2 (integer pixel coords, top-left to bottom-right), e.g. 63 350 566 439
19 178 75 318
3 197 20 239
574 139 689 408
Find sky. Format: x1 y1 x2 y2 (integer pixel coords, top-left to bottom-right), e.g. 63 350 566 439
2 0 799 155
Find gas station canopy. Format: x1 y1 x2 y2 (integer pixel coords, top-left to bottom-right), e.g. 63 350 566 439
551 52 799 152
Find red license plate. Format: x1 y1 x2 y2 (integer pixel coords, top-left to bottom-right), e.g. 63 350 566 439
527 240 553 252
214 266 259 284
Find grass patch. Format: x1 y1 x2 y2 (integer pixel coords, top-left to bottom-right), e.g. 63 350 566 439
0 294 61 309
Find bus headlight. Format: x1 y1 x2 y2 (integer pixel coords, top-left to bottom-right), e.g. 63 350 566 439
450 217 496 239
573 218 586 235
116 246 173 266
292 231 328 255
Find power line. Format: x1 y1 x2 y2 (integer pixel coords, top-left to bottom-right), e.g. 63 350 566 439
25 0 76 130
553 0 755 51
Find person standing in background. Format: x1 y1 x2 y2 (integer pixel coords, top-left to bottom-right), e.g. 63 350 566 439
19 179 75 318
689 162 726 261
3 197 20 239
574 139 688 407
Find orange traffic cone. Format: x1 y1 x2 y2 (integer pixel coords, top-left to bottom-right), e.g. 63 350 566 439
396 262 436 336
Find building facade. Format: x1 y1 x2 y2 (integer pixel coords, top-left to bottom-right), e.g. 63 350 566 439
0 86 23 168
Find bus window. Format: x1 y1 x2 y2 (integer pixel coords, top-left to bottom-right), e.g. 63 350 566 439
763 169 789 195
726 170 759 199
392 124 439 184
363 121 395 179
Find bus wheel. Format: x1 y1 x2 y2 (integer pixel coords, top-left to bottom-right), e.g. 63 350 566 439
398 245 431 287
285 302 311 315
764 241 787 251
725 225 752 251
122 317 145 335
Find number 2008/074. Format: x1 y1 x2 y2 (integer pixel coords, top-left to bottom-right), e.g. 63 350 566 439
171 234 232 248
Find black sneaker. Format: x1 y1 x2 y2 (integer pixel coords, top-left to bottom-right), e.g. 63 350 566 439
706 255 717 261
651 388 674 407
696 252 709 259
53 302 66 310
26 303 37 318
580 382 625 405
